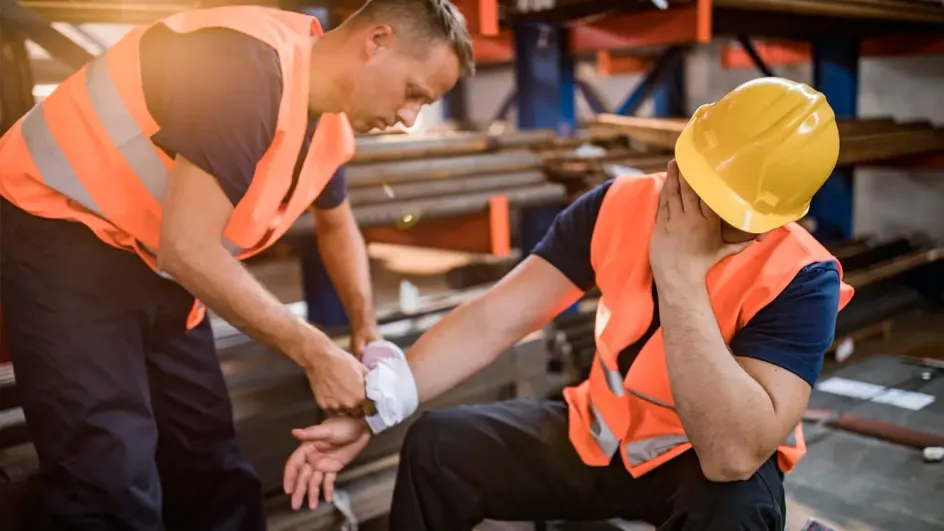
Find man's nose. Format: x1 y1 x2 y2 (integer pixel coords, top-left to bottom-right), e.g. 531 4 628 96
397 107 419 128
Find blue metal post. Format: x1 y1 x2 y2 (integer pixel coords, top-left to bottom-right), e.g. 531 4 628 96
442 78 469 128
811 37 859 242
513 22 576 137
513 22 575 314
296 234 349 327
652 56 686 118
615 46 687 116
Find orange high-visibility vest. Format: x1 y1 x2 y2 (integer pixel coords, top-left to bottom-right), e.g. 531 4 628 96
564 173 854 477
0 6 354 328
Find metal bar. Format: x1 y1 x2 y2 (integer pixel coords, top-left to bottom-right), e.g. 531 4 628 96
615 46 688 116
493 88 517 122
513 21 576 137
351 129 555 163
348 171 546 205
736 35 775 77
288 183 567 237
352 183 567 229
844 248 943 287
346 150 543 187
0 0 95 71
577 79 608 115
652 52 687 118
809 36 860 242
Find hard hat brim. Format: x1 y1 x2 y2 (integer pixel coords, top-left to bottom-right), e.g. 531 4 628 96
674 123 809 234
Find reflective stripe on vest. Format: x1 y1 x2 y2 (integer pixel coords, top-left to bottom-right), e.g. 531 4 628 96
588 354 804 467
20 56 246 261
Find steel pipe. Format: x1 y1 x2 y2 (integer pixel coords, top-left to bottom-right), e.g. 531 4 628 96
346 149 543 187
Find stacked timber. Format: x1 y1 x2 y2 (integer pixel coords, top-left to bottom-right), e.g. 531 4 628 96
590 114 944 166
546 235 944 386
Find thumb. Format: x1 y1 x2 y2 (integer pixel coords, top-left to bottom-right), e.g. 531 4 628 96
717 241 752 261
292 425 336 441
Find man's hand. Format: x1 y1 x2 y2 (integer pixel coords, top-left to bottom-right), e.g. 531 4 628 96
649 160 752 290
302 341 369 414
283 417 371 510
350 322 381 360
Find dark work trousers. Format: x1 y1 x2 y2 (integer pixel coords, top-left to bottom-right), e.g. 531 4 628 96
390 398 786 531
0 197 265 531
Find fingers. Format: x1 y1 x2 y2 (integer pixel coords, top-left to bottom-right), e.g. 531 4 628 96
291 463 313 510
309 470 324 510
292 425 334 442
660 160 682 220
324 472 337 503
676 166 701 215
284 445 309 494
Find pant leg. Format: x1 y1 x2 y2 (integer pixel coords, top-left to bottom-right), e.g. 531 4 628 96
628 450 786 531
0 198 163 530
389 398 642 531
145 302 265 531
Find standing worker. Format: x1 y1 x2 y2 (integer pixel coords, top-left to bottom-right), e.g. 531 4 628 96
285 78 855 530
0 0 473 528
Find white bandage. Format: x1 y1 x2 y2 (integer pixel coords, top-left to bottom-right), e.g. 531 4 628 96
362 340 419 434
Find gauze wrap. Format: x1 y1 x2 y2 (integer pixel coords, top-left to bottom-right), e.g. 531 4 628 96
361 340 419 434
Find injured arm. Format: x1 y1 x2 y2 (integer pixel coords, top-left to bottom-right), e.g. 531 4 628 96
363 255 584 432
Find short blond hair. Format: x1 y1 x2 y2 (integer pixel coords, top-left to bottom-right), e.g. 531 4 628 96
349 0 476 76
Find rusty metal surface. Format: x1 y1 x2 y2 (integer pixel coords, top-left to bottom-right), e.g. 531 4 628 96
346 150 543 187
348 171 546 205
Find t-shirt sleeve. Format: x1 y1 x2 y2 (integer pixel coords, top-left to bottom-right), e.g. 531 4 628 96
145 28 282 207
530 180 613 291
730 261 842 387
313 166 349 210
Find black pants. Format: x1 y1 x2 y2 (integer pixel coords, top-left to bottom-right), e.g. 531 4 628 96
0 198 265 530
390 398 786 531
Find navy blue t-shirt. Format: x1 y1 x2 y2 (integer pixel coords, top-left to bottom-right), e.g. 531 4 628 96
533 179 841 387
138 25 347 210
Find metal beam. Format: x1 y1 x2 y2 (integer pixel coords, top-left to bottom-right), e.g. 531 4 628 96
615 45 688 116
513 22 576 137
736 35 775 77
0 0 94 71
809 36 859 242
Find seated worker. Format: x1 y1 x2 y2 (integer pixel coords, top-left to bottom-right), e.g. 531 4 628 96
283 77 855 530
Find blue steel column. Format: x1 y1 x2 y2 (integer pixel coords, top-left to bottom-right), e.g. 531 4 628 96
652 56 686 118
513 21 575 257
811 37 859 242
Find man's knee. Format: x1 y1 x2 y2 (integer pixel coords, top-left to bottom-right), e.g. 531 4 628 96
666 478 784 530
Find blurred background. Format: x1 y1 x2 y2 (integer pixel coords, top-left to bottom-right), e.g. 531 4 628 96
2 1 944 529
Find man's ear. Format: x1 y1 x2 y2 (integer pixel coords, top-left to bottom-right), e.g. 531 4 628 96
366 24 394 57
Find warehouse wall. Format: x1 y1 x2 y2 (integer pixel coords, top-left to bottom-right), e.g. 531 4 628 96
464 43 944 243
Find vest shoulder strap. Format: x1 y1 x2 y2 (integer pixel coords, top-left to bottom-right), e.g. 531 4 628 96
159 6 316 51
590 173 664 276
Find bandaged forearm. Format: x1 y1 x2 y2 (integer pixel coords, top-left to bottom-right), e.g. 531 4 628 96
361 340 419 434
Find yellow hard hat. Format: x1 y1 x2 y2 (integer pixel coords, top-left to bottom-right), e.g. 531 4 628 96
674 77 840 234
